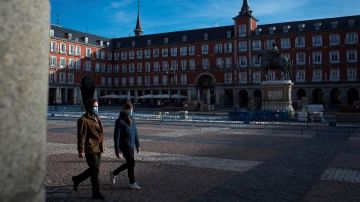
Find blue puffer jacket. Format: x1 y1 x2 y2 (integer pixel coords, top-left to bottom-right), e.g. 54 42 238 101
113 111 140 154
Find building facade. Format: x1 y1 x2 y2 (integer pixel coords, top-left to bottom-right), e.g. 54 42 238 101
48 0 360 109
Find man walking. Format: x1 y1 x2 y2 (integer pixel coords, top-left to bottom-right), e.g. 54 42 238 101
72 99 105 199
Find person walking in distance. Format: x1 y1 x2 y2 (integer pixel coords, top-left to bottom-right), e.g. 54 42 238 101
110 102 141 190
72 99 105 199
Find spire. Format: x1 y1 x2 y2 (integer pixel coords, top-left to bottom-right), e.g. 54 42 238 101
134 0 143 36
240 0 252 16
233 0 256 20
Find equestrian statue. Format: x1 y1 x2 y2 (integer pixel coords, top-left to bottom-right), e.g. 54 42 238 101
256 42 292 80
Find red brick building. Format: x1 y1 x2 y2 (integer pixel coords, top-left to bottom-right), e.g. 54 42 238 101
48 0 359 109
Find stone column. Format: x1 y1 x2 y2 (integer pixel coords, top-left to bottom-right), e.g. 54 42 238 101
0 1 49 202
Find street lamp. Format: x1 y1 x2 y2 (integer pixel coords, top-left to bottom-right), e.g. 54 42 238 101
166 67 176 105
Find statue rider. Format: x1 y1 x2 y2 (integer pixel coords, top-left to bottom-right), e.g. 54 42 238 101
271 42 279 56
270 42 279 64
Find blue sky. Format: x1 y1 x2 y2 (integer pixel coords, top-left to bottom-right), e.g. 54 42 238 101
50 0 360 38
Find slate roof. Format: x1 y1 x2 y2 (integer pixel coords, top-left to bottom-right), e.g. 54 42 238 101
51 15 359 49
111 25 234 49
111 15 359 49
254 15 360 36
50 24 110 46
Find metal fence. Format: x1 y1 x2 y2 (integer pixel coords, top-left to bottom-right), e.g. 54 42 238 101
47 109 360 135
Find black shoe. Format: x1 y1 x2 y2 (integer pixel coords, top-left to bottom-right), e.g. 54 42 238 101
72 176 79 192
92 192 105 200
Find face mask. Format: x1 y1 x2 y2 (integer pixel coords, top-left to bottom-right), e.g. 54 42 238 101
129 110 133 116
91 106 99 115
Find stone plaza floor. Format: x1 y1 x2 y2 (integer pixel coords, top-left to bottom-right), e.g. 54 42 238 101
46 119 360 202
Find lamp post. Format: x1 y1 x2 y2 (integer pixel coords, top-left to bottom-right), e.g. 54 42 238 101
166 67 176 105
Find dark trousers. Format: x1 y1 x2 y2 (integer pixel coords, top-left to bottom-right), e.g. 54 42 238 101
113 147 135 184
74 152 101 194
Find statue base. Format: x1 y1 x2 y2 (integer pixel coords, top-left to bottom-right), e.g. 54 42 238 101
260 80 295 118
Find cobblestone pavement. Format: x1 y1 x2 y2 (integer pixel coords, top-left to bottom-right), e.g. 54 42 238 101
46 120 360 202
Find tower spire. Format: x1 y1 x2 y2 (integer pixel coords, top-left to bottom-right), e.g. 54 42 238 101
134 0 143 36
240 0 253 17
233 0 255 20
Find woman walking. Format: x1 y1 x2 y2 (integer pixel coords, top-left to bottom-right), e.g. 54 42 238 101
110 102 141 189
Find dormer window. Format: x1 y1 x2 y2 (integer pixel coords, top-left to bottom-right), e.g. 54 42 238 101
147 39 151 46
132 41 135 47
331 21 338 29
74 38 78 42
226 31 231 39
97 40 103 46
298 24 305 31
182 35 187 42
83 37 89 44
269 26 276 34
255 28 262 35
49 29 54 37
348 19 355 27
106 41 110 47
314 22 322 31
204 33 208 40
164 37 168 44
282 25 290 33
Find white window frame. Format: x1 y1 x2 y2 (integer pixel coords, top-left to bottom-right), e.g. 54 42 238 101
295 36 305 48
329 51 340 64
312 70 322 82
171 47 178 57
312 35 323 47
239 72 247 84
224 43 233 53
239 25 246 37
345 32 358 44
252 40 261 51
239 41 247 52
312 52 322 64
86 48 92 58
59 57 66 68
162 48 168 57
202 44 209 55
239 56 247 68
296 53 306 65
49 56 57 67
296 70 305 82
347 68 357 81
281 38 291 49
347 49 357 62
329 34 340 46
330 69 340 81
189 46 195 56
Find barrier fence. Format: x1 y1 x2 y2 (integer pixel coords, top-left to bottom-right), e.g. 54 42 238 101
48 110 360 135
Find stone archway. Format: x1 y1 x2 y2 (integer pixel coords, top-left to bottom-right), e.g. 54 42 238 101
239 90 249 108
312 88 324 104
347 88 359 105
330 88 341 105
253 89 262 110
196 73 216 104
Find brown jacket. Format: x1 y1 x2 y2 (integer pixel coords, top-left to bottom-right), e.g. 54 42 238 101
77 113 105 154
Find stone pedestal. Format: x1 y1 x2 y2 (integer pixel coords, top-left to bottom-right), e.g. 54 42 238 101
261 80 295 117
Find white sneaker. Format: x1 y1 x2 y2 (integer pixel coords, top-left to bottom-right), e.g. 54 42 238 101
110 171 117 184
128 182 141 190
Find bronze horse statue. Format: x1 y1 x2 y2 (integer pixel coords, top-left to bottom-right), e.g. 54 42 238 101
256 50 292 80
